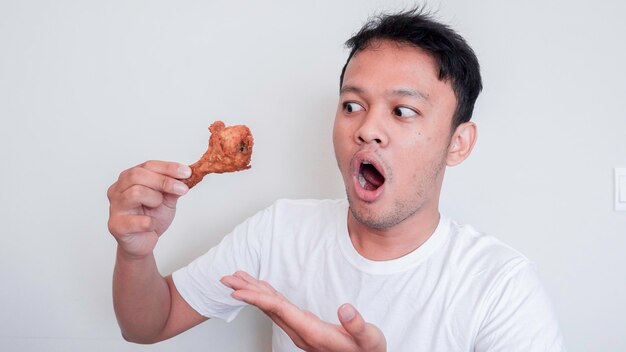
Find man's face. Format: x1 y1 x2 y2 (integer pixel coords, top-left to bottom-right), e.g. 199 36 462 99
333 40 458 229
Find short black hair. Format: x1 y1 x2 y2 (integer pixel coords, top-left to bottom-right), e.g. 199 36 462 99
340 7 482 129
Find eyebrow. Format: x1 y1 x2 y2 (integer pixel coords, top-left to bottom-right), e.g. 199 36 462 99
340 85 429 102
390 88 429 101
340 85 365 95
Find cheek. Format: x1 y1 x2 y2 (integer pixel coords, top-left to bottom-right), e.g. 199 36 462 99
332 117 352 149
393 131 446 176
332 122 350 168
332 124 342 158
403 125 448 151
395 129 428 150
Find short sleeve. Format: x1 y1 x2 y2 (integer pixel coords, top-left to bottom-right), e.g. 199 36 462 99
474 262 566 352
171 205 274 322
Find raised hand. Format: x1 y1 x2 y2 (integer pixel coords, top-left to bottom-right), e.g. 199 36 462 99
221 271 387 352
107 160 191 259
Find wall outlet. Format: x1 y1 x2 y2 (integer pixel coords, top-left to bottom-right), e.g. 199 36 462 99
616 168 626 211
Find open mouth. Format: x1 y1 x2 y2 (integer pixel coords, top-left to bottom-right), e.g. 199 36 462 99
357 161 385 191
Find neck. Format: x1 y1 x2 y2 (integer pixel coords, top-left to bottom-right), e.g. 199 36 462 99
346 206 441 261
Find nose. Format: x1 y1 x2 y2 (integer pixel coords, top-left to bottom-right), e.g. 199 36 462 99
354 111 388 147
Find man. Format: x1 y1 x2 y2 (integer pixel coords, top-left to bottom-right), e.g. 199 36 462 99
107 8 565 351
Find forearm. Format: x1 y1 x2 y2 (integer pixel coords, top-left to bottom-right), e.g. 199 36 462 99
112 247 170 343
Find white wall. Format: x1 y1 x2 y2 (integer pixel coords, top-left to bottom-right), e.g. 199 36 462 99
1 0 624 351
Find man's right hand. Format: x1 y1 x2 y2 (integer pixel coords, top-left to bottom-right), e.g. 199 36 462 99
107 160 191 259
108 161 207 343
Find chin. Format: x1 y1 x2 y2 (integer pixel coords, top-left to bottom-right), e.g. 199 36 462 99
347 194 416 229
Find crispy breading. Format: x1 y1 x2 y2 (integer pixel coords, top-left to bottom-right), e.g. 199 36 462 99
182 121 253 188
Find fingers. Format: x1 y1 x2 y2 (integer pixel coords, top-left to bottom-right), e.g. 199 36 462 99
107 161 190 259
338 304 362 335
338 304 386 351
114 185 164 209
222 272 387 351
220 272 309 346
221 272 315 330
111 161 191 199
108 161 190 217
221 271 282 305
221 272 364 351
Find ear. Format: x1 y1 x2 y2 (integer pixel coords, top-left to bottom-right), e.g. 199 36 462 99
446 121 477 166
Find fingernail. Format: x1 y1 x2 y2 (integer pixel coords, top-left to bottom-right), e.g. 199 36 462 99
172 181 188 195
220 277 233 288
178 165 192 178
339 304 355 321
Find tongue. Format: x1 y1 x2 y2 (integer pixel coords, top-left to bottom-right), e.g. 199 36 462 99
362 164 384 188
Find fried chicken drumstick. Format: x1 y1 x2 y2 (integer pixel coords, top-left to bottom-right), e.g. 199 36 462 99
181 121 253 188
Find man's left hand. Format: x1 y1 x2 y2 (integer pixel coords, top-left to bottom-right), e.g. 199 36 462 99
221 271 387 352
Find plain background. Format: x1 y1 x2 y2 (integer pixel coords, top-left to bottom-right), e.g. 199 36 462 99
1 0 625 351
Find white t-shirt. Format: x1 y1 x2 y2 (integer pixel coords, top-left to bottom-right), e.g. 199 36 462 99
173 199 565 351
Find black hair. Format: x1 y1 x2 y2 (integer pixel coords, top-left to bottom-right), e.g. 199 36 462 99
340 7 482 129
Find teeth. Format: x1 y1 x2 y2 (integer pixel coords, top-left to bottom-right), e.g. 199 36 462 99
362 161 371 165
359 173 366 187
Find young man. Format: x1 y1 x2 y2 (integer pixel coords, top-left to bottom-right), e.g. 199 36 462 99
107 8 565 352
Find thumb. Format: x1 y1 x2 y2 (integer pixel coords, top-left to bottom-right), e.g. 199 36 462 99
338 303 386 351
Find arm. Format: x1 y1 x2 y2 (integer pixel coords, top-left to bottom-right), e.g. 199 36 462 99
112 251 207 343
108 160 207 343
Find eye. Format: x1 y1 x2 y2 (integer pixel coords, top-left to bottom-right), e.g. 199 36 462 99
342 102 365 113
393 106 418 118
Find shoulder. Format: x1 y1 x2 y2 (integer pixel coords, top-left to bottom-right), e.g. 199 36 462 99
444 219 532 278
440 219 540 310
442 220 564 349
